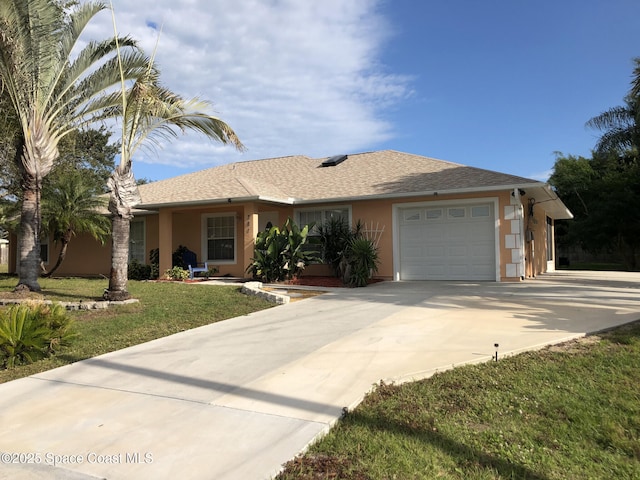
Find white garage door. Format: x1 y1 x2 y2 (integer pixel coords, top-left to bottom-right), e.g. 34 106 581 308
399 203 496 280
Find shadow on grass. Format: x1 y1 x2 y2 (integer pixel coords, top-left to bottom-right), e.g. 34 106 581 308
40 290 104 301
340 408 551 480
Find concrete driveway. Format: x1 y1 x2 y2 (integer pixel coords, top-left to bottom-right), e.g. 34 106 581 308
1 271 639 480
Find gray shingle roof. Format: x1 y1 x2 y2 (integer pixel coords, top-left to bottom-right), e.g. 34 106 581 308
136 150 543 208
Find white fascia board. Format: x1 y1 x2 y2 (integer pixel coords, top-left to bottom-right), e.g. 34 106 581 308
139 195 298 210
291 183 545 205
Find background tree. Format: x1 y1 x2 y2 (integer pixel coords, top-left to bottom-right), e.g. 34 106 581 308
586 58 640 161
549 152 640 269
104 59 244 300
550 57 640 270
0 0 148 292
50 127 118 192
0 128 117 262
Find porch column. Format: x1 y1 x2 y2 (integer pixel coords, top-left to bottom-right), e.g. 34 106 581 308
158 208 173 275
243 203 259 278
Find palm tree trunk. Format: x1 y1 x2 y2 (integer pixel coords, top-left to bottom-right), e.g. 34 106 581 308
16 172 42 292
106 214 131 300
15 115 58 292
103 166 141 301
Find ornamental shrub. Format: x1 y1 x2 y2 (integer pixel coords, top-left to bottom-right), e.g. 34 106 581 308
164 266 189 281
128 259 151 280
247 218 320 282
343 238 380 287
0 303 76 369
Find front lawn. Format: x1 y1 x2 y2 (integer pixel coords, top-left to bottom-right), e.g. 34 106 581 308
278 321 640 480
0 276 273 383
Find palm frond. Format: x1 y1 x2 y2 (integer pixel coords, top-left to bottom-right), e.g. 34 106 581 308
630 57 640 101
44 1 109 109
121 72 244 160
56 36 142 108
50 48 150 137
586 105 634 131
593 127 635 154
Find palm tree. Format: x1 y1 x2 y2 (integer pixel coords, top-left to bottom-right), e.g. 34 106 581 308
104 65 244 300
586 57 640 159
0 0 149 292
40 171 110 277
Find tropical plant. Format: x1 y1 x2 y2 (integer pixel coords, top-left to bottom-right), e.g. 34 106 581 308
103 20 244 301
164 266 189 281
342 237 379 287
586 57 640 160
40 171 111 277
317 217 380 285
247 218 319 282
317 217 357 278
0 0 149 292
0 303 75 368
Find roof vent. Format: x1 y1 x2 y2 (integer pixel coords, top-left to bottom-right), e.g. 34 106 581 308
321 154 347 167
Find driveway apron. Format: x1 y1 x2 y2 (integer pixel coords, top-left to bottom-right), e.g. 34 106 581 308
1 271 639 479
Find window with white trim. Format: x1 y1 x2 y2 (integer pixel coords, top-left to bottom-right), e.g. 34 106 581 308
297 207 350 233
205 215 236 262
129 220 146 263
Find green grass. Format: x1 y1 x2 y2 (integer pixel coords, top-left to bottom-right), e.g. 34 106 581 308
278 322 640 480
0 276 273 383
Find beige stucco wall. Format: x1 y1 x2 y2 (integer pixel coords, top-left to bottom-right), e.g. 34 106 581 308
524 196 554 278
6 189 558 282
8 231 109 277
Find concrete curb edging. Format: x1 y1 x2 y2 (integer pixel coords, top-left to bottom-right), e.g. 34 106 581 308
241 281 290 304
0 298 139 310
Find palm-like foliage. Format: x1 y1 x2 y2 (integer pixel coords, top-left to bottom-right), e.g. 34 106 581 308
41 171 110 277
104 60 244 300
0 0 149 291
586 57 640 159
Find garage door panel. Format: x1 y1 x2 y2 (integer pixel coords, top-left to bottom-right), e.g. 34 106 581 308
399 203 496 281
424 229 445 241
448 247 468 259
426 245 445 257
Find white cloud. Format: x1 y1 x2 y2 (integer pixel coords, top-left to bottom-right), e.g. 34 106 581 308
86 0 411 175
528 169 553 182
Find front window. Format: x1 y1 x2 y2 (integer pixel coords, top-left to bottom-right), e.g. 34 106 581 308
129 220 145 263
40 235 49 265
297 207 350 234
206 215 236 262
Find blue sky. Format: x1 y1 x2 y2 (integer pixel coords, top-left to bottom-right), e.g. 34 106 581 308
94 0 640 182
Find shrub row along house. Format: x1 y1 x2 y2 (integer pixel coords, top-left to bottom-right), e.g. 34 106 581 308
8 150 572 282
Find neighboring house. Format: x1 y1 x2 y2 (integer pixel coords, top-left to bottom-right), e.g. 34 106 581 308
8 150 572 282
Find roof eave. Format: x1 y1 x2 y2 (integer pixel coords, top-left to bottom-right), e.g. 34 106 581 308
137 195 295 210
134 183 573 220
291 183 548 205
525 184 574 220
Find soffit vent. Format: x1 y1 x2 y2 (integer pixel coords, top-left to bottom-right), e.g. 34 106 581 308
321 154 347 167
